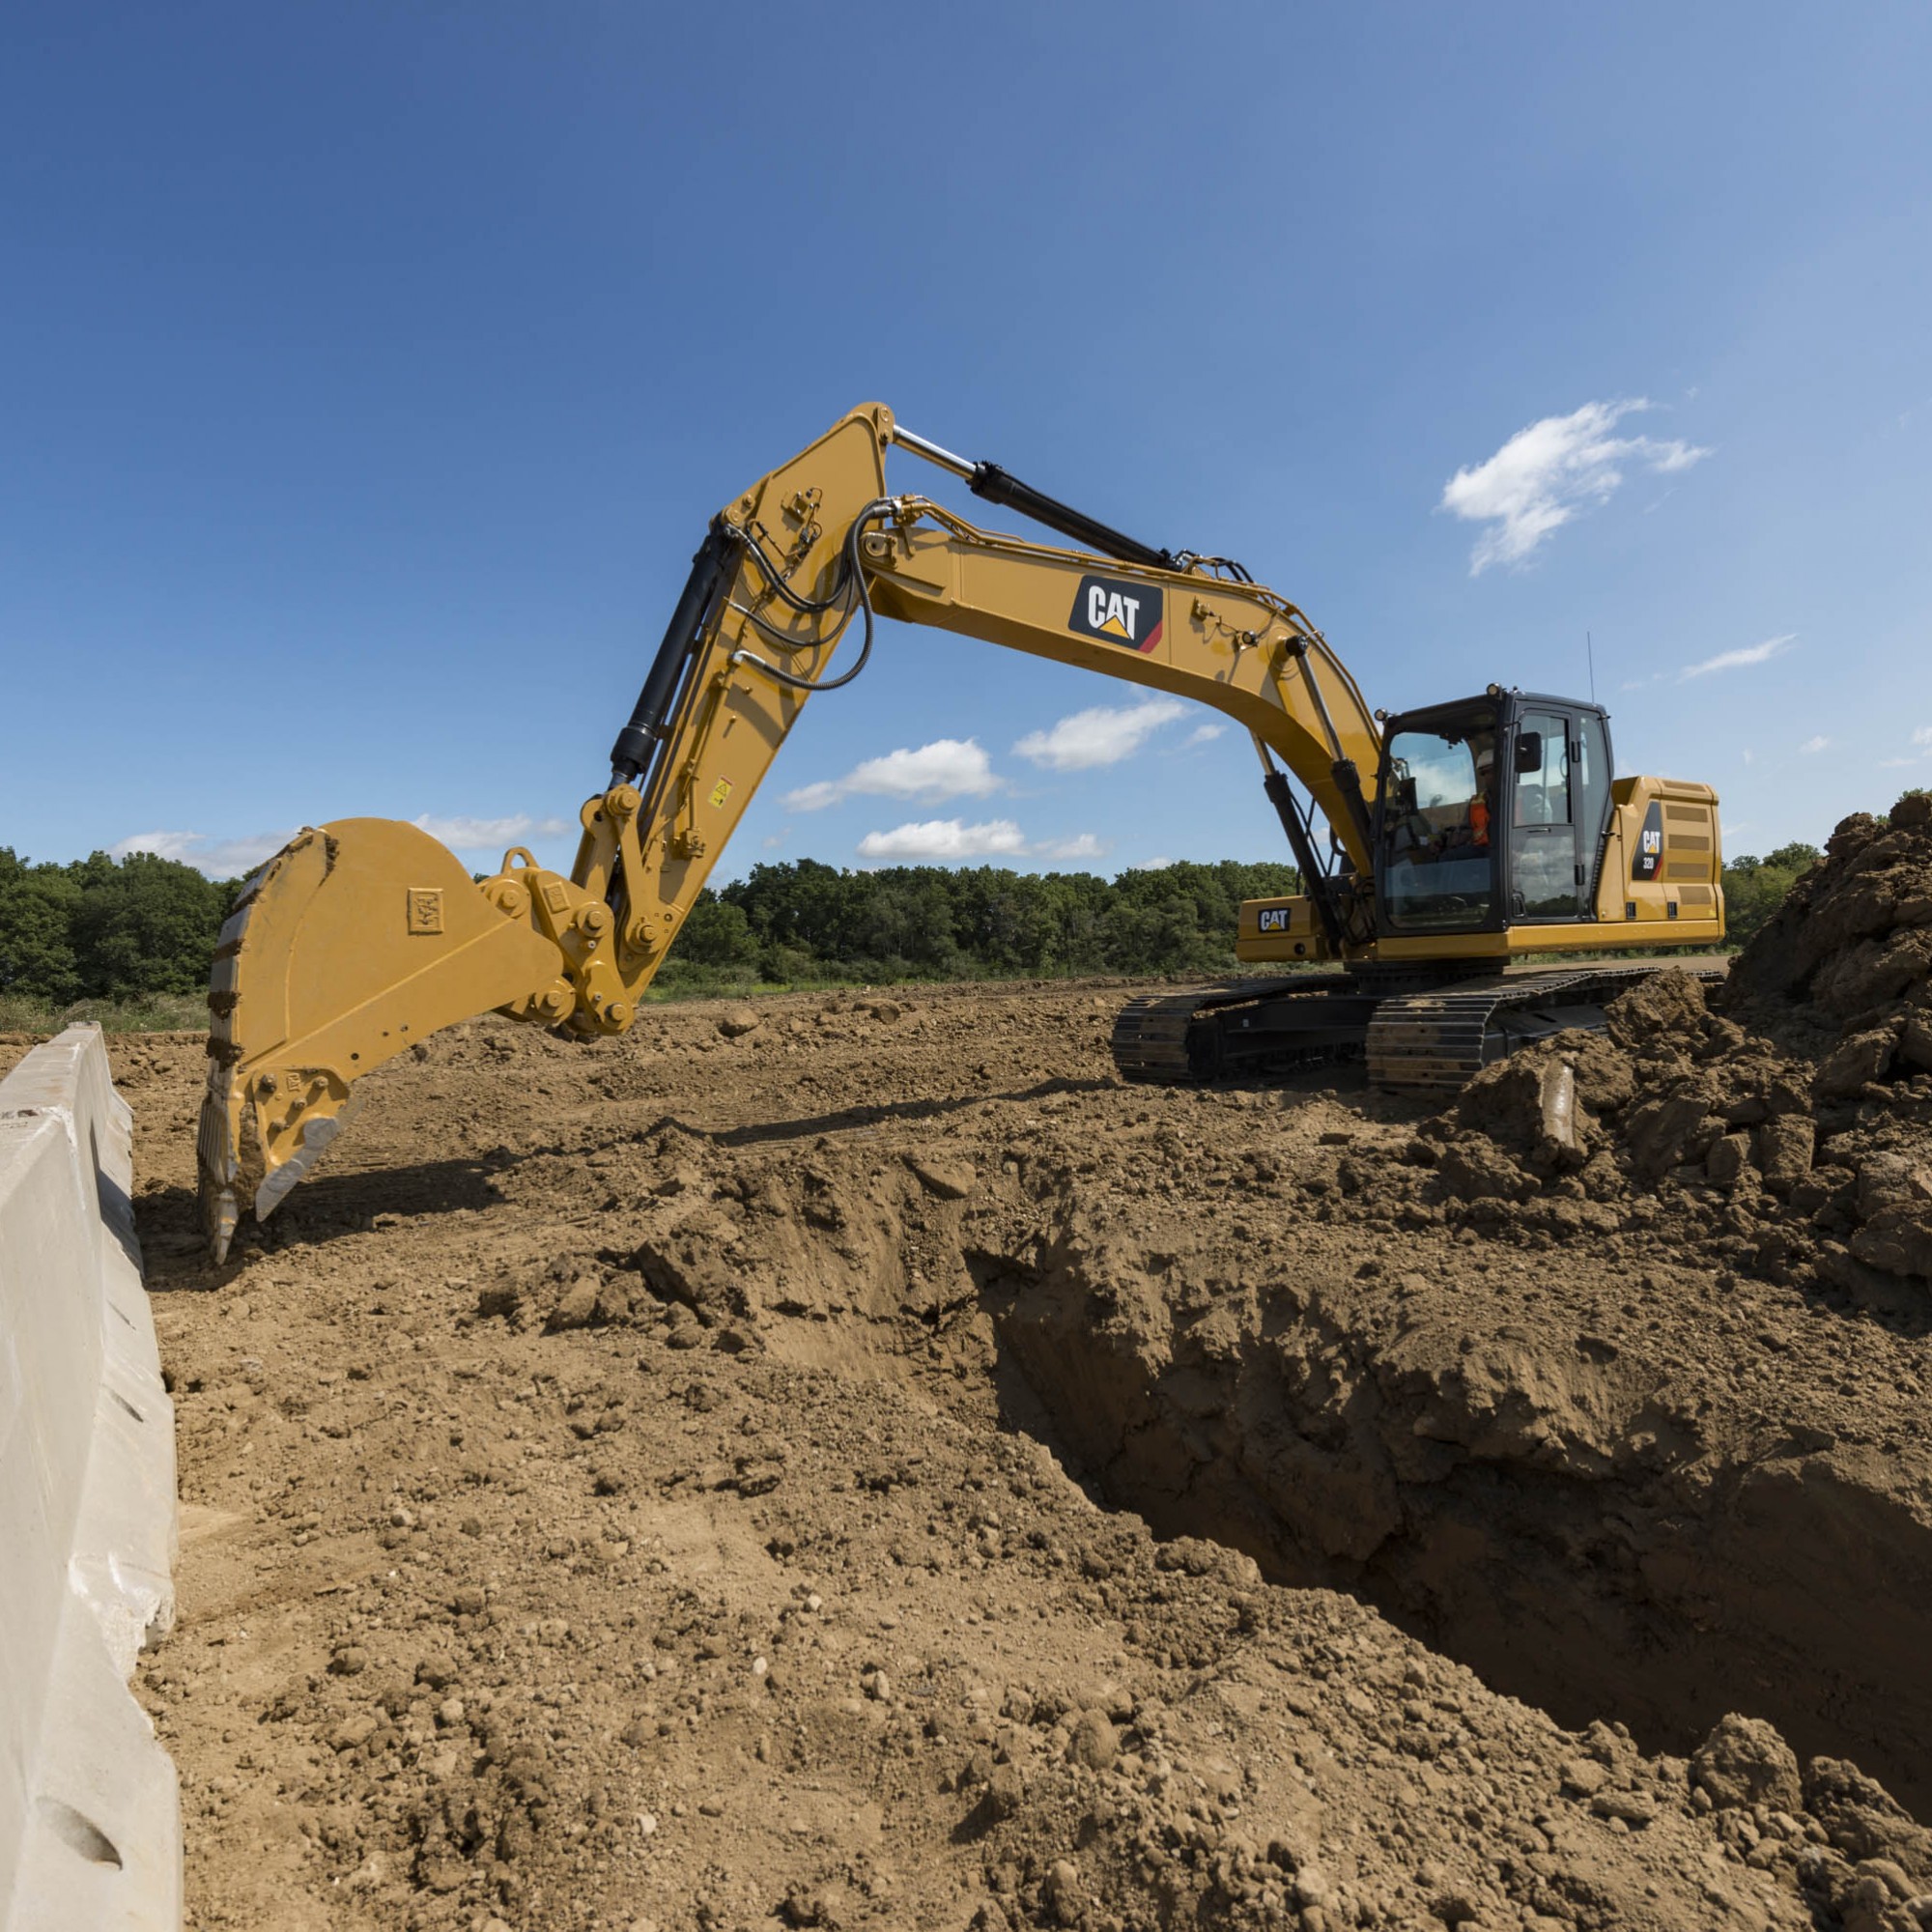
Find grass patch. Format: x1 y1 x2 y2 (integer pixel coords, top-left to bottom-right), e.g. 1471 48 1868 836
639 960 1182 1004
0 992 208 1037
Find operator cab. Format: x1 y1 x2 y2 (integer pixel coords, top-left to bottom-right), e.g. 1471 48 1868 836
1375 691 1614 937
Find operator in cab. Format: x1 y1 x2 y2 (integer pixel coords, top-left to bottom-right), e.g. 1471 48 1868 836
1469 744 1494 848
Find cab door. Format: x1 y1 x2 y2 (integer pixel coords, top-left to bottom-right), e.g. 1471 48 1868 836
1508 707 1581 919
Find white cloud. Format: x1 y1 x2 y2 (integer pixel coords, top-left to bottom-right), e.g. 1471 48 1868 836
1621 636 1795 693
1013 698 1186 771
1742 749 1754 765
1183 722 1226 748
1913 725 1932 749
781 738 999 811
854 818 1106 865
1130 856 1177 870
857 818 1030 862
1799 735 1831 755
110 828 300 877
1440 399 1712 574
1033 833 1106 863
1679 635 1795 681
1878 757 1917 769
110 810 572 877
413 812 569 852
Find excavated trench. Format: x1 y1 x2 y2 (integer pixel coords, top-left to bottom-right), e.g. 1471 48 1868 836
959 1228 1932 1818
602 959 1932 1828
634 1130 1932 1822
942 799 1932 1822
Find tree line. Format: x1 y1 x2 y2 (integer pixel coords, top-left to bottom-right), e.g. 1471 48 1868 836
666 857 1305 987
0 838 1827 1014
0 845 1307 1007
0 848 242 1005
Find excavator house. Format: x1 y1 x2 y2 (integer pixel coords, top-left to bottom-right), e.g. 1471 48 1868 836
197 404 1722 1259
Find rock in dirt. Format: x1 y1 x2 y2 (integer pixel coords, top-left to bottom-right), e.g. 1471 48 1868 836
981 1764 1026 1822
544 1275 602 1331
1065 1707 1118 1770
1691 1713 1804 1811
905 1152 977 1200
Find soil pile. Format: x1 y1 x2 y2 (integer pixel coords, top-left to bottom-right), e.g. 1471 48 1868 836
24 837 1928 1930
1725 792 1932 1057
1404 791 1932 1301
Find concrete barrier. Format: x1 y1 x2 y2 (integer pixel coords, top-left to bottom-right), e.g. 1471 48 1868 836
0 1026 180 1931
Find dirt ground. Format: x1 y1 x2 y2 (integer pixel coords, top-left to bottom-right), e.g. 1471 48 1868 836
18 795 1932 1932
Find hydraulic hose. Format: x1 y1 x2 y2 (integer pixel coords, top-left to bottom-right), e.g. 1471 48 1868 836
725 498 893 695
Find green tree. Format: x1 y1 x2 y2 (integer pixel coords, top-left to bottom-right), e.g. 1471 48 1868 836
855 871 963 973
669 891 760 968
1721 842 1820 950
725 859 859 958
0 850 83 1002
69 851 233 999
670 855 1307 987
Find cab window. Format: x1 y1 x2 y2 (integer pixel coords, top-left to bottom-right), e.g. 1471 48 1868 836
1510 709 1580 917
1380 719 1495 930
1575 712 1611 898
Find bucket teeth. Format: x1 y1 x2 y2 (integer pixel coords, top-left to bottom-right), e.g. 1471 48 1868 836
197 859 266 1263
196 1074 242 1264
253 1093 361 1220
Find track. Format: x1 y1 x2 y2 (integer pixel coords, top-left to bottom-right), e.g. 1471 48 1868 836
1364 962 1726 1091
1108 975 1354 1082
1112 963 1728 1092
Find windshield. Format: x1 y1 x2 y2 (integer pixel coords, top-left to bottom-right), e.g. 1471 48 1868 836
1380 716 1496 930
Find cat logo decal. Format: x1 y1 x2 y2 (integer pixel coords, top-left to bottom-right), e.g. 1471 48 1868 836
1632 802 1665 882
1067 574 1164 654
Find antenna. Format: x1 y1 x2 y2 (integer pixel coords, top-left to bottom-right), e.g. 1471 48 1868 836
1586 630 1597 705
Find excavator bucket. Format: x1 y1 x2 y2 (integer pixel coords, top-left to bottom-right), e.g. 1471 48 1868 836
197 818 567 1262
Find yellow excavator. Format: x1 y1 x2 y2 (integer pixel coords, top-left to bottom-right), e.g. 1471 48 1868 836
197 403 1722 1259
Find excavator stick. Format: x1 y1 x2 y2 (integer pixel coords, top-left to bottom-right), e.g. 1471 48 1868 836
197 819 568 1262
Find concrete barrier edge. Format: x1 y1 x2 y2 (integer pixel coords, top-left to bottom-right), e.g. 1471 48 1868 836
0 1026 181 1932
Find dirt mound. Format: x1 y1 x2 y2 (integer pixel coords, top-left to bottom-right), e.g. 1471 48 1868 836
1401 796 1932 1302
1725 791 1932 1057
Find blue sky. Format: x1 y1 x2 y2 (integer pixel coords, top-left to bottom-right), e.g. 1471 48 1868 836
3 3 1928 881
